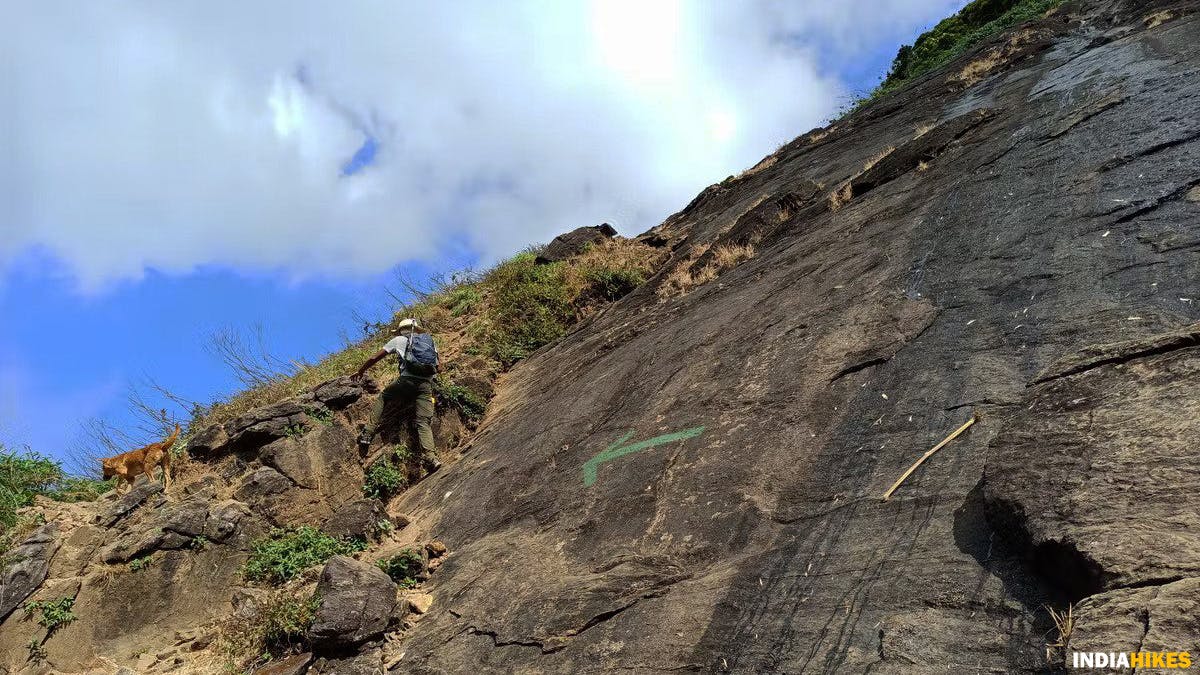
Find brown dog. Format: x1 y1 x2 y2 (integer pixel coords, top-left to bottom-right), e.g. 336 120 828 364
101 424 180 493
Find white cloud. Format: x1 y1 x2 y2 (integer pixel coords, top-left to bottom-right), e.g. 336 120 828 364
0 0 963 289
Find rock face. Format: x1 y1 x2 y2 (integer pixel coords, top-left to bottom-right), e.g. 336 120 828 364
535 223 618 264
4 1 1200 673
308 556 398 649
381 2 1200 672
0 523 60 621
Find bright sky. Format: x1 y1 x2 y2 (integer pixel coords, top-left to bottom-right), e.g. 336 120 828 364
0 0 966 466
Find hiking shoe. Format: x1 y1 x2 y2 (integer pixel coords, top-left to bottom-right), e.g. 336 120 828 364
356 429 372 449
423 457 442 475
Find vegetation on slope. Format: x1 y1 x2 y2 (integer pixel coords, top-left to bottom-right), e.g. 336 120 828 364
195 238 663 430
1 445 113 556
869 0 1064 101
242 526 368 585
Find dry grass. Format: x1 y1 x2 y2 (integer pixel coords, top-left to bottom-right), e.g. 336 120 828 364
828 183 854 212
914 122 937 138
656 243 756 300
1044 604 1075 663
1144 10 1175 28
862 146 896 172
955 29 1039 87
1186 186 1200 203
736 154 779 180
917 160 931 172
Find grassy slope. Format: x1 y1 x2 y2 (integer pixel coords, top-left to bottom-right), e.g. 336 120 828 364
193 238 665 432
869 0 1064 101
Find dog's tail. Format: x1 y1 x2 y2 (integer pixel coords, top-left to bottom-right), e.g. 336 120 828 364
161 423 181 449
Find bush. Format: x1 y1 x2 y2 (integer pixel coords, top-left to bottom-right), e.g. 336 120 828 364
218 590 318 670
434 380 488 423
243 527 367 585
872 0 1063 99
24 596 76 633
1 445 113 532
363 447 409 501
376 548 424 589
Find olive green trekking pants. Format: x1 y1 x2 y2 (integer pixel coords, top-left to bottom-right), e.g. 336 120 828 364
365 376 436 459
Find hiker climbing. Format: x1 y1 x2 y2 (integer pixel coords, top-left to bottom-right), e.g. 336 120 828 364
353 318 443 475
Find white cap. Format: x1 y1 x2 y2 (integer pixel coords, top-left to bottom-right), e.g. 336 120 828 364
396 318 421 330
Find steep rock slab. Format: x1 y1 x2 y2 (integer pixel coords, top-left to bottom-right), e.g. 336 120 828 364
985 326 1200 597
392 1 1200 672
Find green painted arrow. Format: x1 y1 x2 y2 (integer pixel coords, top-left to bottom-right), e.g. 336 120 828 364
582 426 706 487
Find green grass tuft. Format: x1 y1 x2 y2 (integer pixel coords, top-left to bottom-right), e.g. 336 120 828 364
362 447 409 501
24 596 76 633
243 526 367 585
377 548 425 589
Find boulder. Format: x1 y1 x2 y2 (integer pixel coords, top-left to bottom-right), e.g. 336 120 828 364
312 376 366 409
101 498 209 563
204 500 262 545
308 556 397 649
97 481 163 527
535 223 617 264
234 466 292 504
0 523 60 622
257 652 313 675
406 593 433 615
323 499 386 541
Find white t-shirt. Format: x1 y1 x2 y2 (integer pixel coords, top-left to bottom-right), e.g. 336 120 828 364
383 334 439 378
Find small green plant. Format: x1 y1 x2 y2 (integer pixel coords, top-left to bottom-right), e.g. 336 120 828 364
362 447 409 501
304 407 334 426
243 526 366 585
434 380 488 423
218 591 319 670
283 423 308 438
376 548 424 589
191 535 210 551
129 555 153 572
371 518 395 538
27 638 47 661
24 596 76 632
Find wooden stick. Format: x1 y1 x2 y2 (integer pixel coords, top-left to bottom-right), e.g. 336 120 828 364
881 415 977 501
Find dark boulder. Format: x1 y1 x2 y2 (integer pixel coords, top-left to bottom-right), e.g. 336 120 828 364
0 523 60 622
308 556 397 649
535 223 617 264
323 498 387 541
96 480 164 527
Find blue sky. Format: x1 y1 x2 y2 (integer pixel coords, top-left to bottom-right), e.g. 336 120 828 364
0 1 965 468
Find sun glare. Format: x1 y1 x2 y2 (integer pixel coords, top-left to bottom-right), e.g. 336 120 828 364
591 0 682 88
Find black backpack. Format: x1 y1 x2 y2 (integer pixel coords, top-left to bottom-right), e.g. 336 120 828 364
402 332 438 378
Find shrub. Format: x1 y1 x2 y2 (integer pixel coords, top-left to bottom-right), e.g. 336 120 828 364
24 596 76 633
871 0 1064 100
243 527 367 585
1 445 114 543
218 590 319 670
376 548 424 589
434 380 488 423
363 447 409 501
129 555 153 572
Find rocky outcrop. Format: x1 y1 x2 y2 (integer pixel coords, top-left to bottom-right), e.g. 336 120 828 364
189 376 367 457
0 523 59 622
308 556 398 649
535 223 618 264
985 325 1200 598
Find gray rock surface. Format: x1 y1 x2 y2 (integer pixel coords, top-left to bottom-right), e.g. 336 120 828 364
323 498 386 541
384 2 1200 671
0 523 59 622
309 556 398 649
